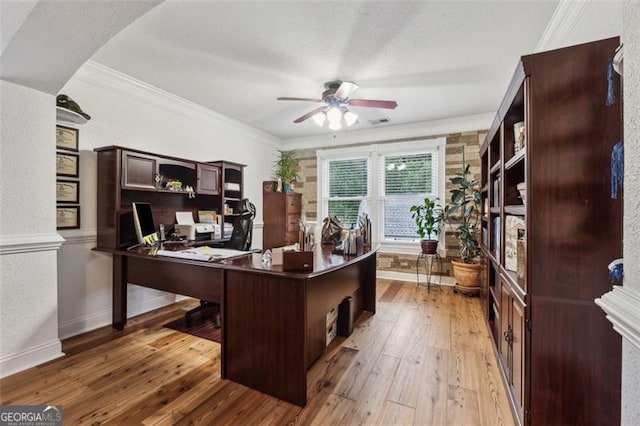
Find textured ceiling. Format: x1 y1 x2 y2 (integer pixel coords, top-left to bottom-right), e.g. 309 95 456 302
91 1 560 140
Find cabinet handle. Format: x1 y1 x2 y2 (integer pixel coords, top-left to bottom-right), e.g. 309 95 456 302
503 326 513 346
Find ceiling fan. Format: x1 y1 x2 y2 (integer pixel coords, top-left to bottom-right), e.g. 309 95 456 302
277 81 398 130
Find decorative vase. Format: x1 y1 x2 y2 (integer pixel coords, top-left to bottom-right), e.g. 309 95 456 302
451 259 482 296
420 239 438 255
283 182 291 193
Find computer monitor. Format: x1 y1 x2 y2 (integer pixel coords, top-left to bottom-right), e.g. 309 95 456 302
132 202 159 246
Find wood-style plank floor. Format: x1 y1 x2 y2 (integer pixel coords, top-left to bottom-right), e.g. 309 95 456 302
0 279 515 425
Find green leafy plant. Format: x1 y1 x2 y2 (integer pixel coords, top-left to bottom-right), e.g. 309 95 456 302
274 150 300 185
410 198 444 240
445 161 481 263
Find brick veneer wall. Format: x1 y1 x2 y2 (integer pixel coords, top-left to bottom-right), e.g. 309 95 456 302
291 130 486 276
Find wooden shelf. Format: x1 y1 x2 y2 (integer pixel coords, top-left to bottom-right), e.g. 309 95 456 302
504 149 525 170
504 205 525 215
490 161 501 174
489 207 500 214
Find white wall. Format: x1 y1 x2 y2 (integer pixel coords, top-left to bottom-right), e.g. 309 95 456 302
55 61 281 339
0 80 65 376
621 4 640 424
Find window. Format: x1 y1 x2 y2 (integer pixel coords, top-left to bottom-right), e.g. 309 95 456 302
318 138 444 248
325 157 369 229
380 152 438 241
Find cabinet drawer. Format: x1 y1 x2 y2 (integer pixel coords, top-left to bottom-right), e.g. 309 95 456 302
286 195 301 213
286 214 300 232
284 231 298 245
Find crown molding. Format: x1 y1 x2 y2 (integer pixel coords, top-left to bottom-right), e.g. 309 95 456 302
282 112 493 151
73 61 282 148
535 0 590 52
596 286 640 350
0 233 65 255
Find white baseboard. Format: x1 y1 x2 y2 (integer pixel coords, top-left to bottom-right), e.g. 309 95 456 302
0 339 63 379
377 269 455 286
58 292 177 340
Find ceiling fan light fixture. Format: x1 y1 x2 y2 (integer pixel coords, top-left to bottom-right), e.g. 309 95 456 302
329 121 342 131
312 111 326 126
344 110 358 126
327 107 342 124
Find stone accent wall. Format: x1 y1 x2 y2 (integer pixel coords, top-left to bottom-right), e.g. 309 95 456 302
443 131 486 260
290 129 487 276
293 148 318 221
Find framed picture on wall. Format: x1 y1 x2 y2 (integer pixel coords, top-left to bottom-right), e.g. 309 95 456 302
56 206 80 229
56 152 79 177
56 179 79 204
56 125 78 152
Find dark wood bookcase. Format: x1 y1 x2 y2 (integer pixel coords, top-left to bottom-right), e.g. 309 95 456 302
95 146 243 250
479 37 622 425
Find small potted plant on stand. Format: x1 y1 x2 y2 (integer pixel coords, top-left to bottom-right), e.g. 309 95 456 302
445 159 482 296
410 198 444 254
274 150 300 193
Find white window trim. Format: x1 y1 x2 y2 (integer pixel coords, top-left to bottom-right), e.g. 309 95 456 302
317 138 446 252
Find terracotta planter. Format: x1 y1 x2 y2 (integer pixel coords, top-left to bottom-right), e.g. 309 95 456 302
420 239 438 254
451 259 482 296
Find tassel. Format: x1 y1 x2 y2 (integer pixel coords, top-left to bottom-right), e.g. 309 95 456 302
606 58 616 106
608 258 623 283
611 141 624 199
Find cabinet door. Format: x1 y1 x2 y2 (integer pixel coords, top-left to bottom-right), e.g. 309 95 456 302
511 298 525 419
500 282 511 373
197 164 220 195
122 151 157 189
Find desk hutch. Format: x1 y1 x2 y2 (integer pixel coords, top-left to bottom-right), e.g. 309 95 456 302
95 146 244 249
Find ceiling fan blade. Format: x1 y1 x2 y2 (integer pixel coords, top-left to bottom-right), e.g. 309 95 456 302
348 99 398 109
334 81 359 99
293 106 327 123
277 97 323 103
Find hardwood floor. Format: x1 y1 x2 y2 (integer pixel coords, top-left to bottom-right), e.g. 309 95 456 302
0 279 514 425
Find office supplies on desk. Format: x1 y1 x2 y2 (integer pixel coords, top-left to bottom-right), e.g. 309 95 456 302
157 246 248 262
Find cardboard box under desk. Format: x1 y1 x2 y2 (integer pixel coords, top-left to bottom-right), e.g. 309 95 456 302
282 251 314 272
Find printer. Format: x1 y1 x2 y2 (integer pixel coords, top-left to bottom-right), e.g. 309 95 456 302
174 211 221 241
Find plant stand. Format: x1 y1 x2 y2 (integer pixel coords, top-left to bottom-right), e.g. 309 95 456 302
416 252 442 292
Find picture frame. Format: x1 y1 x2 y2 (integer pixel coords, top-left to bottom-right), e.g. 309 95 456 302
56 125 78 152
56 179 80 204
56 206 80 229
56 152 79 177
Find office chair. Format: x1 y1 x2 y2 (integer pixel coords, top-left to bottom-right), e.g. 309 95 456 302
185 199 256 327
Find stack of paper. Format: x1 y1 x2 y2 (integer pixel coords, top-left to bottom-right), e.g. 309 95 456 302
157 246 249 262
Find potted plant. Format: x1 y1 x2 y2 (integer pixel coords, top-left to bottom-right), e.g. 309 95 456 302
410 198 444 254
274 150 300 192
445 159 482 296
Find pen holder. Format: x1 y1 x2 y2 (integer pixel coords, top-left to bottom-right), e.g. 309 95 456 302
283 251 314 272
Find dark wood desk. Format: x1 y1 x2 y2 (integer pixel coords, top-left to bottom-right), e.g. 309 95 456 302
107 244 378 406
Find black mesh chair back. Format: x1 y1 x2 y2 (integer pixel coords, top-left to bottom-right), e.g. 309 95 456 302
225 199 256 251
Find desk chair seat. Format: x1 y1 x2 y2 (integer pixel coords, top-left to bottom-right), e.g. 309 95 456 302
185 199 256 327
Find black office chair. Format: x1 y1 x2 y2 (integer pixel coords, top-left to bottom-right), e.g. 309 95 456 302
185 199 256 327
225 198 256 251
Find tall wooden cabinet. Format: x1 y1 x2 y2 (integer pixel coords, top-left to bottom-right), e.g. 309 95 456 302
480 37 622 425
262 191 302 249
95 146 243 250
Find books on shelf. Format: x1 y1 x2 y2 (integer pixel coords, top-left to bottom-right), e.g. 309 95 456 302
505 215 525 271
517 229 526 279
493 216 501 262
